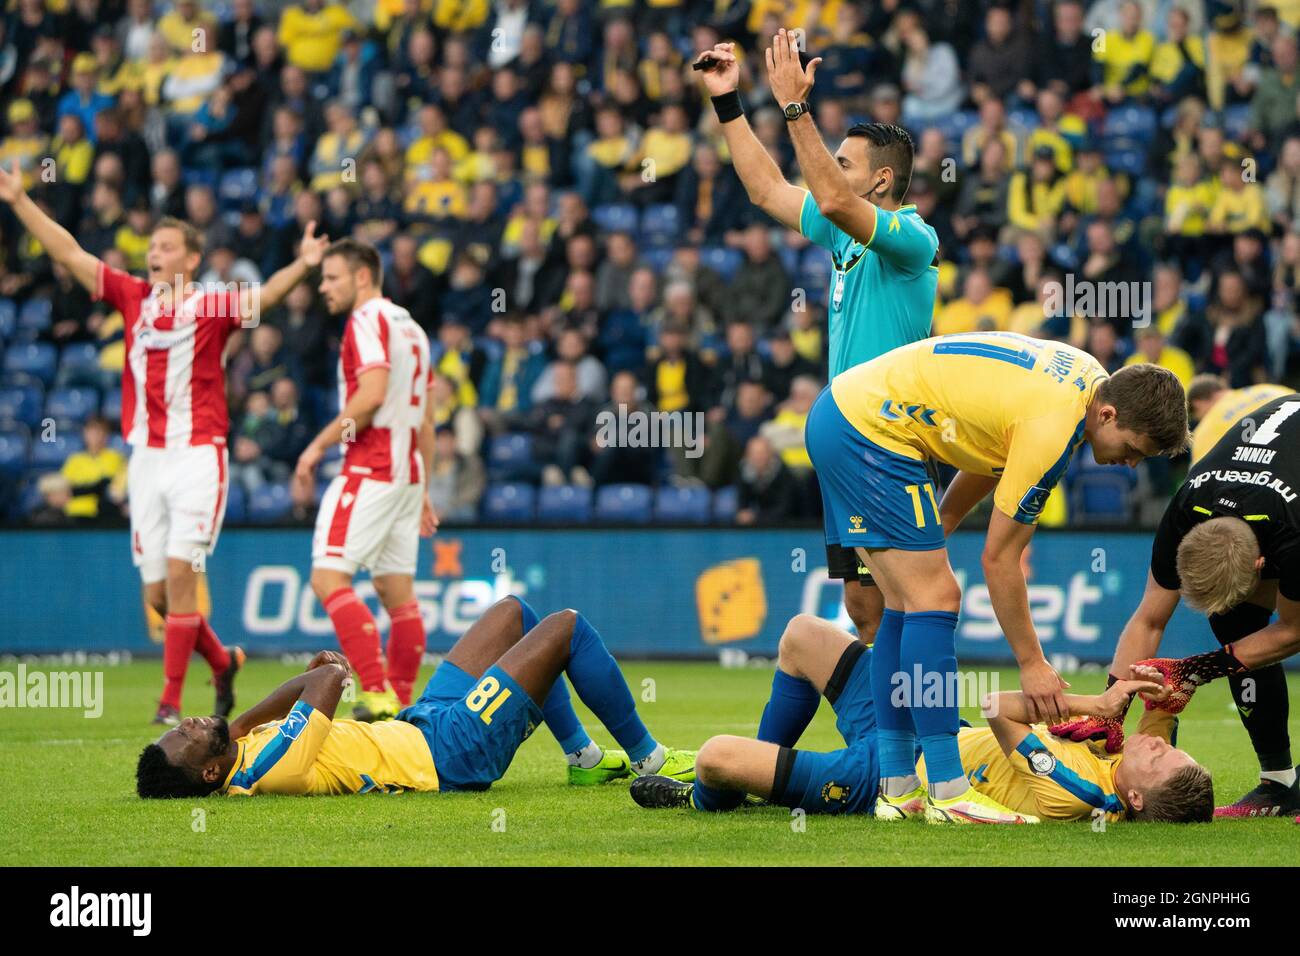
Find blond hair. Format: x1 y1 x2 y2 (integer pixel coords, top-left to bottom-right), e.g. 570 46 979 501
1176 517 1261 615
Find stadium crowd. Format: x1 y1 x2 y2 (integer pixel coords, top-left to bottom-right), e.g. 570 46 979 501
2 0 1299 530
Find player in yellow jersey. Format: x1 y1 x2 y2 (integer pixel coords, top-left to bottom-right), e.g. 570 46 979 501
802 331 1189 822
1186 374 1294 463
136 597 697 798
631 615 1213 824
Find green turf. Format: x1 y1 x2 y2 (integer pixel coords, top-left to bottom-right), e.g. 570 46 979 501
1 659 1297 865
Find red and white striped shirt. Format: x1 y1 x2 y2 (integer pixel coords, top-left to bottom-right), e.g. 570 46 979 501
339 297 431 484
96 263 242 449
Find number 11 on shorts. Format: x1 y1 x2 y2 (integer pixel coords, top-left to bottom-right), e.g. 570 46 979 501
904 483 940 528
466 676 512 725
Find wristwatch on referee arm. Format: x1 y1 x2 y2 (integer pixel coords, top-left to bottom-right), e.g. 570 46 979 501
782 101 810 121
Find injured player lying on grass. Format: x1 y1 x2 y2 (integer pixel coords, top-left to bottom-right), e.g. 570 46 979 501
631 615 1213 823
135 597 696 798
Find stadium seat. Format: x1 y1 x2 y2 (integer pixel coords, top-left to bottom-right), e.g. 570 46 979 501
1069 472 1134 525
481 482 535 523
55 342 102 387
101 389 122 423
29 433 83 470
44 387 99 423
712 485 739 523
699 246 742 281
639 204 680 247
0 430 29 474
594 483 653 524
591 203 638 235
654 485 711 524
1221 104 1252 140
1104 104 1157 138
17 298 52 338
0 299 16 341
3 343 58 386
640 247 674 274
0 385 44 428
224 482 247 523
217 168 260 209
486 432 535 482
536 484 593 523
247 483 293 523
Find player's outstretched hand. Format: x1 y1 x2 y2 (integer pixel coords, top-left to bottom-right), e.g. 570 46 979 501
307 650 350 672
299 220 329 268
0 159 25 204
1049 715 1126 754
765 28 821 105
292 444 323 504
1131 658 1198 714
420 497 439 538
1019 657 1070 723
693 42 740 97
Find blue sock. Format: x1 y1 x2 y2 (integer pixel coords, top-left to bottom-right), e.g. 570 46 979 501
691 778 746 812
566 613 656 762
902 610 963 785
757 669 820 746
511 597 593 755
870 608 916 778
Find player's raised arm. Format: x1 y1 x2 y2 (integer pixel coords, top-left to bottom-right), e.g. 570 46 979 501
766 30 875 244
694 42 806 231
293 366 389 499
241 220 330 322
982 675 1162 757
0 158 100 293
228 651 351 739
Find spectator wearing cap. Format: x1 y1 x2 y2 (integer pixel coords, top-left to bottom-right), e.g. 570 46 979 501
278 0 359 77
57 54 114 146
428 424 486 524
18 52 61 122
114 200 154 273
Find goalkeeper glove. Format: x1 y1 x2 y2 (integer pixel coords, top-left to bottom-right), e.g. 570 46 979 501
1134 646 1246 715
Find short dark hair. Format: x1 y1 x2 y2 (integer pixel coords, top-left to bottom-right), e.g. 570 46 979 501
1096 363 1190 456
845 123 915 201
1128 764 1214 823
323 237 383 288
153 216 204 257
135 743 220 799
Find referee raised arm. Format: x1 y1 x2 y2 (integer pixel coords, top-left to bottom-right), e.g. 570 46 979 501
694 31 940 644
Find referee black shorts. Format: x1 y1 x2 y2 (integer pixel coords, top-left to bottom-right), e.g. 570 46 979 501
823 458 943 587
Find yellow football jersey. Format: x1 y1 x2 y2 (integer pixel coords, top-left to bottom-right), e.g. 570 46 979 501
830 332 1107 524
222 702 439 796
1191 384 1295 463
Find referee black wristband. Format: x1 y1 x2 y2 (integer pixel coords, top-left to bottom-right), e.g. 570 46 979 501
711 91 744 124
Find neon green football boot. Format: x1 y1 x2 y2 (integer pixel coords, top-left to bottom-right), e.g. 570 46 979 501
925 786 1039 824
352 688 401 723
874 784 927 821
643 748 697 782
568 749 631 785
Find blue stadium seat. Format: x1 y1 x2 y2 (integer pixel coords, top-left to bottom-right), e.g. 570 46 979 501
224 482 247 523
481 482 536 523
639 204 680 247
699 246 742 281
182 168 220 191
0 430 29 474
247 483 293 523
712 485 739 523
591 203 638 235
0 299 16 341
18 477 44 517
101 388 122 423
640 247 674 273
536 484 593 523
1069 472 1134 524
29 433 83 470
654 485 711 524
594 483 653 524
1008 108 1038 131
1221 104 1252 141
17 298 52 337
4 343 58 386
486 432 534 482
56 342 101 387
218 168 260 209
1104 104 1157 138
45 387 99 423
0 385 44 428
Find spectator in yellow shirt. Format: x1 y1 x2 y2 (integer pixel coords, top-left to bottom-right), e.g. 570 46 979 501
309 101 370 193
158 0 219 54
405 147 468 219
933 269 1014 336
1008 146 1068 234
1124 325 1195 388
52 114 94 188
61 417 126 520
0 100 49 192
625 104 693 204
759 375 821 472
405 104 470 177
433 0 489 33
1149 6 1205 106
1092 0 1155 102
278 0 360 74
1207 155 1270 234
961 98 1020 172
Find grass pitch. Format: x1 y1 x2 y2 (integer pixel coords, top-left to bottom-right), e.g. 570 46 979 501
1 659 1297 866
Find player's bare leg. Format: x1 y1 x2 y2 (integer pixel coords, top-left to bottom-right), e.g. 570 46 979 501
843 578 882 644
372 573 425 706
155 557 238 725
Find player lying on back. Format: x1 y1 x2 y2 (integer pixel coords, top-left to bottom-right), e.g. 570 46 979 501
1053 392 1300 817
804 331 1189 822
135 597 695 797
631 614 1213 824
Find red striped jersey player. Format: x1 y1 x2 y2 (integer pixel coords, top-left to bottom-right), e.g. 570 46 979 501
0 158 328 725
293 239 437 721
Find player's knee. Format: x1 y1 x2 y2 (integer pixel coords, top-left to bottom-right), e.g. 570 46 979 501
310 569 346 603
777 614 820 667
696 735 741 787
541 609 578 645
908 574 961 614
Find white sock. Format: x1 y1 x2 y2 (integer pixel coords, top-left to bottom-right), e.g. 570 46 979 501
567 741 604 769
1260 767 1297 788
882 774 921 799
631 743 666 776
931 777 968 801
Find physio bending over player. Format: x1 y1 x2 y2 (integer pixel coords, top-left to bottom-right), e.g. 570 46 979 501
631 614 1212 824
694 30 939 643
1054 392 1300 818
804 332 1189 823
136 597 695 797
